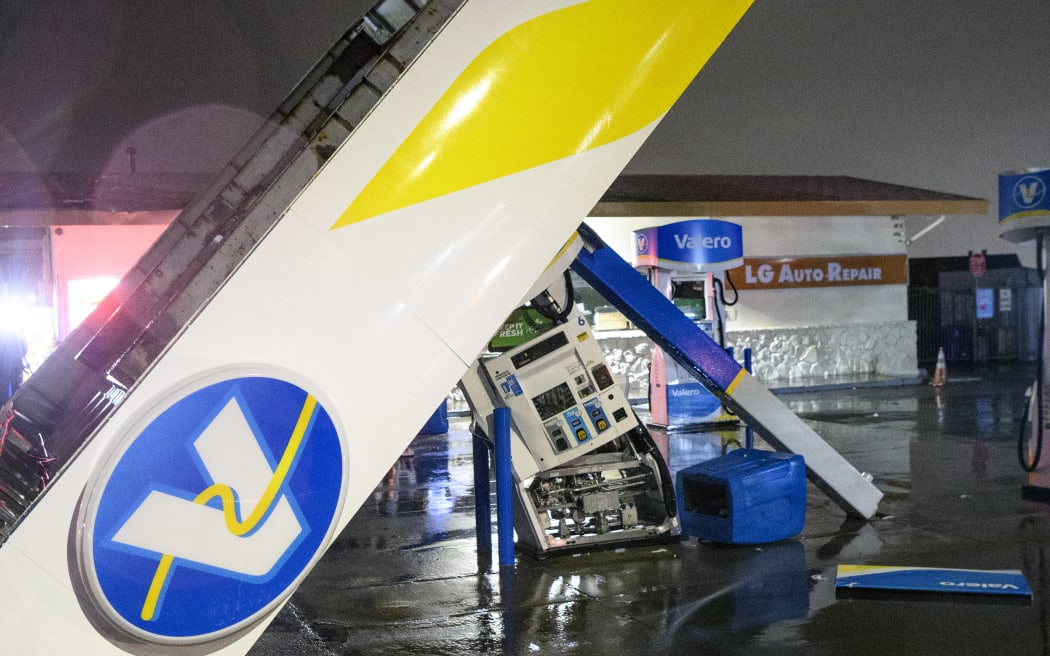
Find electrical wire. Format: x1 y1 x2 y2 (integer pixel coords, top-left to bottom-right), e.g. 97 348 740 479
530 269 575 324
710 272 739 349
716 268 740 307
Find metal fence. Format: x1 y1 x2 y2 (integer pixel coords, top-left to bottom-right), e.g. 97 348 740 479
908 278 1041 366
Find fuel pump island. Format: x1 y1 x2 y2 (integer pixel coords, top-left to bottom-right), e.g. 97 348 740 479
1000 167 1050 497
632 219 743 427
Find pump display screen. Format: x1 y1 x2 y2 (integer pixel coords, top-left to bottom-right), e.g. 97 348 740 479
511 331 569 369
532 382 576 420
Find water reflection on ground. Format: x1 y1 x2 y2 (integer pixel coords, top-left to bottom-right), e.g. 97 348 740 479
252 363 1050 656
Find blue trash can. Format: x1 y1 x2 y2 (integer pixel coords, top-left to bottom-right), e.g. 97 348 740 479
676 449 806 545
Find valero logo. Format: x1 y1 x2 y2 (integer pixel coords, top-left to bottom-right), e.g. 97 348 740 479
77 375 345 644
1014 175 1047 208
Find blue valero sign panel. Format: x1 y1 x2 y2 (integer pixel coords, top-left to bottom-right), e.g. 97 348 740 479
836 565 1032 599
999 167 1050 243
633 219 743 272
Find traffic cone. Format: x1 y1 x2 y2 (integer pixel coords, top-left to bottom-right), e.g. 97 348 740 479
931 347 947 387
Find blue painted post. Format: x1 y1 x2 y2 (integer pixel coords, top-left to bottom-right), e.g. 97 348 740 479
472 433 492 572
744 348 754 451
494 407 515 567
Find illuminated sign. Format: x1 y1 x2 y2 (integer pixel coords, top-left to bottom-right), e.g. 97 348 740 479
77 374 345 644
632 219 743 272
736 255 908 290
999 168 1050 223
976 288 994 319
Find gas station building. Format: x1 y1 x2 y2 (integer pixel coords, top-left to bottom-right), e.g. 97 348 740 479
584 174 988 393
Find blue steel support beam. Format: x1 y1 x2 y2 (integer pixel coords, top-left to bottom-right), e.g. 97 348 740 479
571 223 882 519
472 434 493 572
494 407 515 567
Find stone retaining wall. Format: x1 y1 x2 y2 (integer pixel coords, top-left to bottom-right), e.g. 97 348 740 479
596 320 918 398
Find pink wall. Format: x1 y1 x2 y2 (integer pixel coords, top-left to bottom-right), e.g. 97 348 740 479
51 224 168 338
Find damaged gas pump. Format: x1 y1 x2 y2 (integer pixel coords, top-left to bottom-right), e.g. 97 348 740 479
460 242 679 557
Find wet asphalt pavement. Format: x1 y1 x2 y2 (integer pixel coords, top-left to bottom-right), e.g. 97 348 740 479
249 363 1050 655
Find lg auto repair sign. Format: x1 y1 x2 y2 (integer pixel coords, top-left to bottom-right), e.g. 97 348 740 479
737 254 908 290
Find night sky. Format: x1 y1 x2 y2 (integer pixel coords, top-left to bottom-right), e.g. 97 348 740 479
0 0 372 175
2 1 1049 261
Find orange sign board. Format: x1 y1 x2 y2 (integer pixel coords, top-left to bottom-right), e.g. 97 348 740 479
734 254 908 290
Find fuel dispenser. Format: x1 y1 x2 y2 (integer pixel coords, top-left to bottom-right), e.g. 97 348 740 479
632 219 743 427
460 245 679 557
1000 168 1050 498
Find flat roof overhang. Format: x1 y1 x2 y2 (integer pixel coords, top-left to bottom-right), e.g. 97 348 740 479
590 174 988 217
0 172 989 226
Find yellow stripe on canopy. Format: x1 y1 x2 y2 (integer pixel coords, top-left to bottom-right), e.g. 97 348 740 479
332 0 752 229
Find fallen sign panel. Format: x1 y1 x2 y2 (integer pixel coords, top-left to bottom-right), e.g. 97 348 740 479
835 565 1032 603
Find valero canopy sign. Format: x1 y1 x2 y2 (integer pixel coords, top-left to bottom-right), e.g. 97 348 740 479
999 168 1050 244
632 219 743 272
